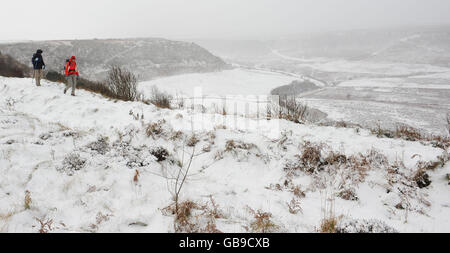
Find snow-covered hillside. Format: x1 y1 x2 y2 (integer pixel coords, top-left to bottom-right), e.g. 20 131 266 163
1 77 449 232
0 38 229 81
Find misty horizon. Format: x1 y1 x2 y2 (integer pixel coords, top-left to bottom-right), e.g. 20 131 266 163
2 0 450 41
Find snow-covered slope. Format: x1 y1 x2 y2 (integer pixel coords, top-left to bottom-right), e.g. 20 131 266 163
1 77 449 232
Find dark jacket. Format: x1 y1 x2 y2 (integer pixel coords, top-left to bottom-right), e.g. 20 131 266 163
31 51 45 70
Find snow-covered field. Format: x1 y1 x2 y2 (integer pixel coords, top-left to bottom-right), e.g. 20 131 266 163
140 68 297 96
140 68 298 118
272 49 450 77
1 77 449 232
300 75 450 135
258 51 450 135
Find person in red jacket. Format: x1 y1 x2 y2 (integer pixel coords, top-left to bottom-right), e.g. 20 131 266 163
64 56 79 96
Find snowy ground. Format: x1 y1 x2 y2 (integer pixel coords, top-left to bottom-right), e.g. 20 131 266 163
139 68 299 118
139 66 450 135
1 77 449 233
140 68 297 97
258 51 450 135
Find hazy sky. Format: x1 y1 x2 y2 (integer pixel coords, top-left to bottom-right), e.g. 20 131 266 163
2 0 450 40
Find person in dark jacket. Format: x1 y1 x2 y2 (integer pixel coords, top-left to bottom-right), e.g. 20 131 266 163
31 49 45 86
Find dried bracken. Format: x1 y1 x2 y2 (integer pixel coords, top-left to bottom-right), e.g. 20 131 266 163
162 198 223 233
246 207 279 233
35 217 53 233
145 120 166 139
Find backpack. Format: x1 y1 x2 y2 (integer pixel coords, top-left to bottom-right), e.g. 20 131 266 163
63 58 70 73
32 54 38 68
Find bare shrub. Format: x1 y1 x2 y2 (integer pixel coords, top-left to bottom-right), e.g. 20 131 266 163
106 66 139 101
163 141 197 232
148 86 172 109
282 97 309 123
269 96 309 123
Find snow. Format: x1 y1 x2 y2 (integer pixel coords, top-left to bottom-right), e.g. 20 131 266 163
140 68 297 96
272 49 450 76
139 68 298 118
0 76 449 233
339 78 450 90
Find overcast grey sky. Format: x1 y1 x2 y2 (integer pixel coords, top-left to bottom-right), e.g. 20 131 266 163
2 0 450 40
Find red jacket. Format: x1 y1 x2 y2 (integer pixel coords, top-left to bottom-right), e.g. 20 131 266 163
65 59 79 76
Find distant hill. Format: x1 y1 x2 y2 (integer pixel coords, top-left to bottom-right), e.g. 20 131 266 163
195 26 450 68
268 26 450 67
0 38 230 81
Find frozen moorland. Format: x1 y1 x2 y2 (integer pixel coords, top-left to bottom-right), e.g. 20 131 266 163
1 75 449 233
